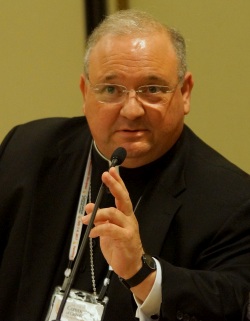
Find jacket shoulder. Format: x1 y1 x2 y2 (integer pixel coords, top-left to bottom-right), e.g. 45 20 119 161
0 117 91 181
184 126 249 178
0 116 88 157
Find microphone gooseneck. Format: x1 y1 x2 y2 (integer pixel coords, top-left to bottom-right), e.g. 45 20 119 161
54 147 127 321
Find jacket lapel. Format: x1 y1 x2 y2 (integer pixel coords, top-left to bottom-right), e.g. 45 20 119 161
136 130 188 256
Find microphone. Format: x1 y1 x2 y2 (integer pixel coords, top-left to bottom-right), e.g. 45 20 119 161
110 147 127 168
54 147 127 320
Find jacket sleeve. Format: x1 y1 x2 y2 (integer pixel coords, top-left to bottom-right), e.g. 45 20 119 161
158 198 250 321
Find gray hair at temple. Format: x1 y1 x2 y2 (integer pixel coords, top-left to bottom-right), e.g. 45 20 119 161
83 9 187 83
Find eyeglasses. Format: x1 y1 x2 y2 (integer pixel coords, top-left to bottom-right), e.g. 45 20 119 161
88 82 178 106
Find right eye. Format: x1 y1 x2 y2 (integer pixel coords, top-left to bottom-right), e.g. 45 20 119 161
102 85 117 94
96 84 124 95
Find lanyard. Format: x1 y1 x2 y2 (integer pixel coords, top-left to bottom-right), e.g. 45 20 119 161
61 143 120 297
62 144 92 285
62 143 113 299
69 145 92 261
68 141 114 262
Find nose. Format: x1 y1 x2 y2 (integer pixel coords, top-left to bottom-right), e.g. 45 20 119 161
119 90 145 120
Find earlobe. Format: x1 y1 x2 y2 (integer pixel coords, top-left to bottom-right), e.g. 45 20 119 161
181 72 194 115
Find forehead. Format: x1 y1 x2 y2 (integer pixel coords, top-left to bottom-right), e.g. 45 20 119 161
88 32 178 82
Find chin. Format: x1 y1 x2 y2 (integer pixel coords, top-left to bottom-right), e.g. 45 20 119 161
122 143 150 157
123 148 155 167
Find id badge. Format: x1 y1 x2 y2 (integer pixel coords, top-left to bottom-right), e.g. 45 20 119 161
45 286 108 321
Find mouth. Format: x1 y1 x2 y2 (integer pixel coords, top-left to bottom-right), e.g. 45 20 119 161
115 128 148 139
119 128 147 133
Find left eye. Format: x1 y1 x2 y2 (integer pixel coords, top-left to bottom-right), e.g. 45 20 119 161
140 86 163 94
147 86 160 93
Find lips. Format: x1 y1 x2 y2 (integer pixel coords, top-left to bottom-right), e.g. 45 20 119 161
115 128 148 138
118 127 147 132
119 128 146 133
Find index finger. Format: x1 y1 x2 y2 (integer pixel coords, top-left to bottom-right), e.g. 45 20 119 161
102 167 133 215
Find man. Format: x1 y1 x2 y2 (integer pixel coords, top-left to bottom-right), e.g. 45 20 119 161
0 9 250 321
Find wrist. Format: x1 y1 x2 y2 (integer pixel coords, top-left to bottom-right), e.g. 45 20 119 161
119 254 157 289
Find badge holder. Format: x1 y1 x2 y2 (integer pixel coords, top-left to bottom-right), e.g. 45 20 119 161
45 264 113 321
45 287 108 321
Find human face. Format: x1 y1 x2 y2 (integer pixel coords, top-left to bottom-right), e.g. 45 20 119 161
80 32 193 168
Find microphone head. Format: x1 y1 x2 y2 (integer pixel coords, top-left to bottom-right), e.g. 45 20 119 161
111 147 127 166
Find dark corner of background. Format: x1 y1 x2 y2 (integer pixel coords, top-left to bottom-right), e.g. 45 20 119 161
83 0 130 37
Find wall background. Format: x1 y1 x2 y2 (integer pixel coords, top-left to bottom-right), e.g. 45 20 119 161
0 1 84 138
1 1 249 173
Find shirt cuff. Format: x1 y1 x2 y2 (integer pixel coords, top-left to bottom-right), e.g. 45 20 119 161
135 258 162 320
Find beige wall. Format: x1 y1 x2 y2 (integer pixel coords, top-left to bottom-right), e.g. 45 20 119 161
0 1 84 138
1 1 249 173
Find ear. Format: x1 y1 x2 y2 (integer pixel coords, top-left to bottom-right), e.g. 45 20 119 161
80 74 88 113
80 74 87 96
181 72 194 115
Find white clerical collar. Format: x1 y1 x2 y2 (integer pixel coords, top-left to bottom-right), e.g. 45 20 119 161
93 141 113 168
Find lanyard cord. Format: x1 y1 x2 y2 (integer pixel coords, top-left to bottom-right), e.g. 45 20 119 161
88 183 97 296
63 144 92 283
61 142 113 300
89 174 113 300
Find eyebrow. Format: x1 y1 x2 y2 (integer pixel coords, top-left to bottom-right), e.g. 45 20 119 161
103 74 119 82
145 75 170 85
102 74 170 85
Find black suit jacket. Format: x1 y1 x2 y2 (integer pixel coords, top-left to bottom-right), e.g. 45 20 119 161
0 117 250 321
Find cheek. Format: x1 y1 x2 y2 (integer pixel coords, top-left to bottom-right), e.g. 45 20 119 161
165 93 186 120
86 114 108 144
151 99 185 134
85 103 116 136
